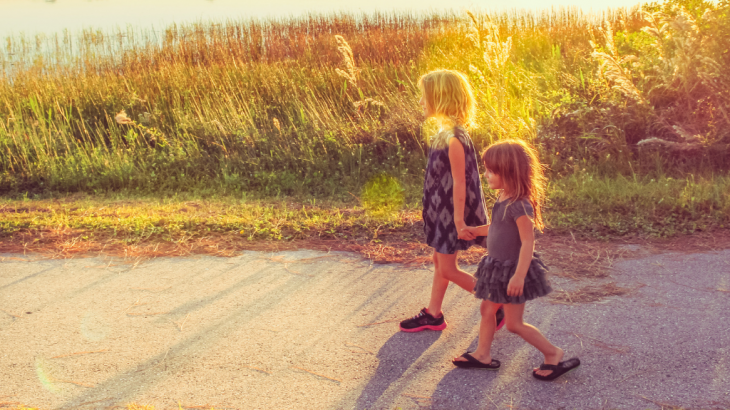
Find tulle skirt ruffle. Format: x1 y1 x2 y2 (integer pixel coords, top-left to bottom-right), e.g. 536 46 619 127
474 254 552 304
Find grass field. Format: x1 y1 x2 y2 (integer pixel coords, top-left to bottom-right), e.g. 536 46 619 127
1 0 729 240
2 173 728 261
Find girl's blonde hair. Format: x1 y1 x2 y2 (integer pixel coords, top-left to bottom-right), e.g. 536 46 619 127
482 139 547 231
418 69 476 128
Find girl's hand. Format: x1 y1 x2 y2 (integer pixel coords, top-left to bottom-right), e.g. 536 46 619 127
463 226 480 239
456 223 475 240
507 275 525 297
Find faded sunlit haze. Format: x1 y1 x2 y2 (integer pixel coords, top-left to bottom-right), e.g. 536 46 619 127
2 0 647 39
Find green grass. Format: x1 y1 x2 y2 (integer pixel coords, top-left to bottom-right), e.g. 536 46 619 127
0 194 418 243
2 174 728 249
548 173 730 237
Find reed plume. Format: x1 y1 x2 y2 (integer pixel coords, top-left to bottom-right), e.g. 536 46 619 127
590 22 646 104
334 35 359 88
115 110 134 125
0 3 728 196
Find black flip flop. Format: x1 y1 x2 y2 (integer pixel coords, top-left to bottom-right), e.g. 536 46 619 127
452 353 500 370
532 357 581 381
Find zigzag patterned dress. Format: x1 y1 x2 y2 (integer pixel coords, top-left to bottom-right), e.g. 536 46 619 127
422 127 488 254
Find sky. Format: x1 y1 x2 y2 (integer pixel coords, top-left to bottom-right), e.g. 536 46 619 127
1 0 647 39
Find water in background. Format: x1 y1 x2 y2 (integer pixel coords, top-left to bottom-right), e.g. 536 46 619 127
2 0 645 39
0 0 646 78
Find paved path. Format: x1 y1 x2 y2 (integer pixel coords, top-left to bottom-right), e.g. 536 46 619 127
1 247 729 410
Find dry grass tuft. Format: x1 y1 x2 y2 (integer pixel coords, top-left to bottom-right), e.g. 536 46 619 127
535 234 635 279
634 394 697 410
574 333 632 354
290 366 342 383
126 405 155 410
176 404 220 410
357 318 401 327
172 313 191 332
551 282 631 304
126 311 169 317
345 342 374 355
50 349 109 359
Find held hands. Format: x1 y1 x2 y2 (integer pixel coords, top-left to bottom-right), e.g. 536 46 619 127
456 223 476 241
506 275 525 297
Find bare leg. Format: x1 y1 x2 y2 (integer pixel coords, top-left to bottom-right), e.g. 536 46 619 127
453 300 501 364
427 250 477 316
503 303 564 377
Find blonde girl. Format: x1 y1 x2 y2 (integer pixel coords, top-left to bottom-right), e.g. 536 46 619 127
452 139 580 381
399 69 504 332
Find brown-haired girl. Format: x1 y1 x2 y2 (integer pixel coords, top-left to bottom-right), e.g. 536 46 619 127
452 139 580 381
399 69 505 333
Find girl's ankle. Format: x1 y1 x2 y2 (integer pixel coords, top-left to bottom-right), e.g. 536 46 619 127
426 308 443 318
471 351 491 361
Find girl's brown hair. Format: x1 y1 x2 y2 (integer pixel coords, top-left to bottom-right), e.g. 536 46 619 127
482 139 547 231
418 69 476 128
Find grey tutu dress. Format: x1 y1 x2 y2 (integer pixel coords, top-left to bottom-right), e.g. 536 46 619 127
422 127 488 254
474 198 552 304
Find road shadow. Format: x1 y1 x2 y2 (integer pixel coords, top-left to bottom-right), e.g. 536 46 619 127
432 366 500 410
354 330 441 409
55 260 305 409
430 336 498 410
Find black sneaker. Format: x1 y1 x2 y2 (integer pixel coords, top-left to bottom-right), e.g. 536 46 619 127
495 306 505 331
399 308 447 332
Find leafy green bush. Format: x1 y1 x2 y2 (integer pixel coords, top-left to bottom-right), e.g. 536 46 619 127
361 174 406 216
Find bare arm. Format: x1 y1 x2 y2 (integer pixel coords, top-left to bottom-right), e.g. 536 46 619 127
465 223 489 237
448 137 474 240
506 215 535 297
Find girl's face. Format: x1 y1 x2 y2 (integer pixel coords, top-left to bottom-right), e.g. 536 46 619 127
419 94 434 118
485 168 504 190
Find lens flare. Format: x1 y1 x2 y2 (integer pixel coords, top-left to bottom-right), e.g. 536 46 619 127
35 357 61 393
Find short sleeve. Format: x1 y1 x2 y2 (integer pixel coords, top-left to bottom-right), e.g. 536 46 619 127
506 199 534 221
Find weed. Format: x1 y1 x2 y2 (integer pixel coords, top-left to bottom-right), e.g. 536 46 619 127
0 1 728 197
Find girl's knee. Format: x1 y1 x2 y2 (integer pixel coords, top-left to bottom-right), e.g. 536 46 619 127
434 262 456 280
480 300 500 316
438 267 456 281
505 319 524 334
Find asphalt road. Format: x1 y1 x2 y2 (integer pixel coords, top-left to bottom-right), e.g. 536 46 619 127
1 247 729 410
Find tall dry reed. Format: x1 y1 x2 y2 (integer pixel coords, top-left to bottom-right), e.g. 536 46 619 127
0 1 727 197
